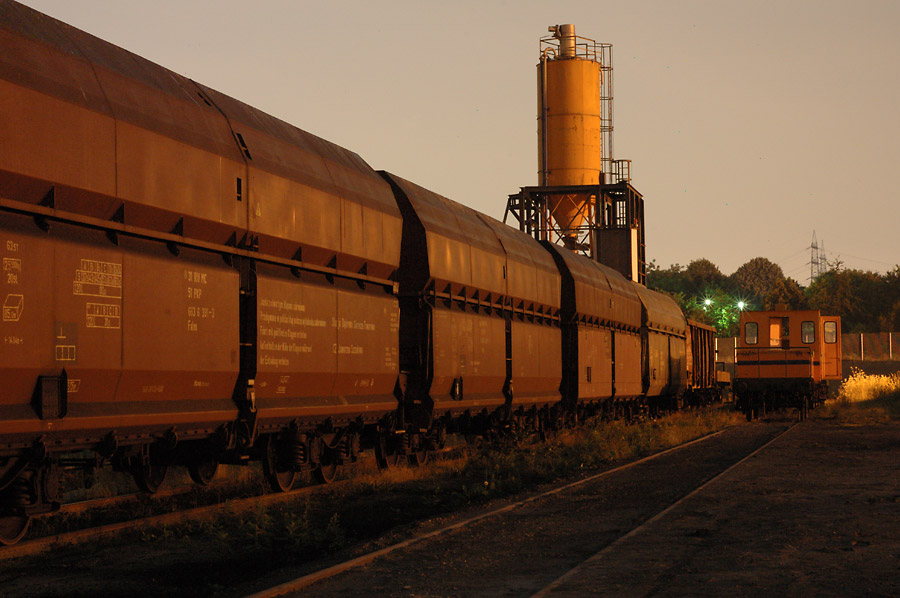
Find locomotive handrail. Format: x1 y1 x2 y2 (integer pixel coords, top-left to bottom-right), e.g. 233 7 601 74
735 346 814 380
735 346 814 361
736 346 814 356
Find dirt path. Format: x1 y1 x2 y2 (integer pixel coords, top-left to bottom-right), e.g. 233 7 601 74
535 420 900 597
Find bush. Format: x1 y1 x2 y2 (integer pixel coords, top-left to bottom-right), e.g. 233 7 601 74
837 368 900 403
817 369 900 423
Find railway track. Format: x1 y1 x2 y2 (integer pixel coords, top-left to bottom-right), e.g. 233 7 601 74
2 447 467 560
243 421 794 597
527 422 796 598
38 480 237 519
1 476 352 561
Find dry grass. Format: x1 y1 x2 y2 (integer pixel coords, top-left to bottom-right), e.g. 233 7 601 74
837 368 900 403
816 368 900 424
167 407 742 559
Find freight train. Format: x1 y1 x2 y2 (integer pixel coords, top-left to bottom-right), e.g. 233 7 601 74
0 2 719 545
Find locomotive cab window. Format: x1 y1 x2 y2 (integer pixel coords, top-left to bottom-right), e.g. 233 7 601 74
745 322 758 345
801 321 815 343
824 321 837 343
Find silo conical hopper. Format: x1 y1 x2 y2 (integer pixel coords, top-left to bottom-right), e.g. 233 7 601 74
538 24 602 243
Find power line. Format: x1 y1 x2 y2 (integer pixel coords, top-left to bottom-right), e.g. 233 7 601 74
825 250 899 269
775 247 809 265
784 263 810 278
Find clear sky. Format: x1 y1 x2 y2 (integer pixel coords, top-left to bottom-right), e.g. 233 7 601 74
17 0 900 280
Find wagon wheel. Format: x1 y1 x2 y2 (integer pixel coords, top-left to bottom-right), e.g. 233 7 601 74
799 398 809 422
374 434 403 471
748 401 759 421
432 425 447 450
188 453 219 486
407 436 429 467
133 462 168 494
132 445 169 494
0 514 30 546
407 447 429 467
465 433 487 454
537 416 550 442
504 417 522 447
314 447 339 484
262 435 295 493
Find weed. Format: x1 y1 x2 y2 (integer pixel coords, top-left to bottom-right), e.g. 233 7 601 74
816 369 900 424
838 368 900 403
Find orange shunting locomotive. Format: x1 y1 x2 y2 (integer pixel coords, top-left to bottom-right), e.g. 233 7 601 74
734 309 842 420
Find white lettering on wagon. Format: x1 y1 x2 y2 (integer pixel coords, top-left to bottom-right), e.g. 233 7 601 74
2 245 25 326
86 302 121 329
54 322 77 362
333 344 364 355
257 294 389 369
184 269 216 333
73 259 122 298
257 297 320 368
2 293 23 322
4 257 21 285
332 317 376 331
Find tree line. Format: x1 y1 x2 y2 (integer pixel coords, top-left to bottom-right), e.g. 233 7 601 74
646 257 900 336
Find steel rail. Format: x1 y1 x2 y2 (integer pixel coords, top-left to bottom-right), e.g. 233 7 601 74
38 483 223 519
2 447 465 559
0 475 355 561
243 425 741 598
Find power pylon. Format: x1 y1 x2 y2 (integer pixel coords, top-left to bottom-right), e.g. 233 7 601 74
809 231 828 282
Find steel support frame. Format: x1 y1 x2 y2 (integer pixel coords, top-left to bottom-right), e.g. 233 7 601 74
503 181 646 285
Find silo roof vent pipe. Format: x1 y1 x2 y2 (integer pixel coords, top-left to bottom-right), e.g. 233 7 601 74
548 24 577 58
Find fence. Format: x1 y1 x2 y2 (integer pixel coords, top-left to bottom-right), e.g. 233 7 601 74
841 332 899 361
716 333 900 381
716 333 899 363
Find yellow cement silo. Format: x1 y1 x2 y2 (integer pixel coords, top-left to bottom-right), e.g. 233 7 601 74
538 24 602 238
